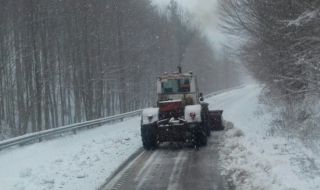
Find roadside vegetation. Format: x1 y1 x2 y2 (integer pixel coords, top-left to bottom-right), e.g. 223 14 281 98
219 0 320 143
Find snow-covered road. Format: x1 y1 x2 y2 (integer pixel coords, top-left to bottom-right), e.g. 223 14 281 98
1 84 319 190
101 131 229 190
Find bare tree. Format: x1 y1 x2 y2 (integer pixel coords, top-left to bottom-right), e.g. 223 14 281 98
0 0 241 139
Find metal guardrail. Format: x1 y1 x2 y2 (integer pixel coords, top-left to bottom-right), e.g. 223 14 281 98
0 110 142 151
0 85 245 151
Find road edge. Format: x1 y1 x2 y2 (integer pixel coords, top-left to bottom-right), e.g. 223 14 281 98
98 147 144 190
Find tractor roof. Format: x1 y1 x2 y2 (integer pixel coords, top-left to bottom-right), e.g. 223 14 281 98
159 72 193 80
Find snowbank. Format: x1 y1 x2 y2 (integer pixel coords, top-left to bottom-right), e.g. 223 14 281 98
210 84 320 190
0 117 141 190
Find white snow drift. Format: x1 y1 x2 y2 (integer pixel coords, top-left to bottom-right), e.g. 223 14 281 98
0 117 141 190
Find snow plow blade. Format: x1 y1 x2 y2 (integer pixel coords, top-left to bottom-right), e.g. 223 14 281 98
209 110 224 130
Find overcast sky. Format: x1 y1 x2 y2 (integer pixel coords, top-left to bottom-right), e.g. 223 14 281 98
151 0 226 46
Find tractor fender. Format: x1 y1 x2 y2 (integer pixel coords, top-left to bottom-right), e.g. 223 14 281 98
185 105 202 123
141 108 159 125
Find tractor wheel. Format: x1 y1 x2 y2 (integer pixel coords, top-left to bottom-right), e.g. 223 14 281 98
194 125 207 147
200 129 208 146
141 124 157 150
205 121 211 136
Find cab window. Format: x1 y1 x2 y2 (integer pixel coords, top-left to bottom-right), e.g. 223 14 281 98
161 78 190 93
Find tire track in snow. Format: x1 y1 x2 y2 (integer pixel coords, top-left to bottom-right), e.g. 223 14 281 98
166 150 188 190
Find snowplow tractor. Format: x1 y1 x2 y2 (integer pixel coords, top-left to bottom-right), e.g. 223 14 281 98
141 68 223 150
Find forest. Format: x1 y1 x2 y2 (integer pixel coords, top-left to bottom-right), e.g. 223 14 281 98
220 0 320 140
0 0 240 139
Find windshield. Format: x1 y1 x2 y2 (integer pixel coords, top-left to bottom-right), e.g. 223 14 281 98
161 78 190 93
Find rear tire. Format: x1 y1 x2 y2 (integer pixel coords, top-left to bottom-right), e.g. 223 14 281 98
141 124 157 150
200 130 207 146
205 121 211 136
194 125 207 147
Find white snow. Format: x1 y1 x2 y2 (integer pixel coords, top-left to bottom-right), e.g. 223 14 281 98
208 84 320 190
0 117 141 190
1 84 320 190
288 10 318 26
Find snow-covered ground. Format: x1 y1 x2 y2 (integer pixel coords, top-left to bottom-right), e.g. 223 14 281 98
212 84 320 190
1 84 320 190
0 117 141 190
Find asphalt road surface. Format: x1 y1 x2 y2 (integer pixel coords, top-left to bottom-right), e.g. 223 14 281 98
101 131 233 190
